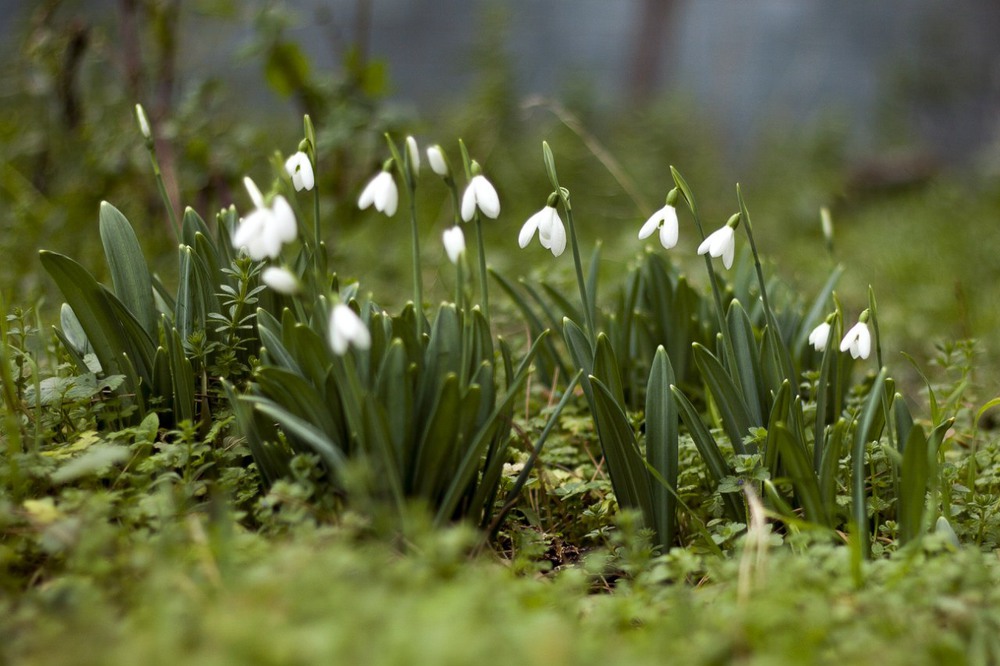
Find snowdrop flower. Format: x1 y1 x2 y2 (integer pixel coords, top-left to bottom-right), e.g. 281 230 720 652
426 145 449 177
232 177 297 261
358 168 398 217
329 304 371 355
284 151 314 192
840 311 871 360
442 226 465 264
261 266 300 294
808 319 833 352
638 190 680 250
406 136 420 176
519 195 566 257
134 103 151 140
697 213 740 270
461 167 500 221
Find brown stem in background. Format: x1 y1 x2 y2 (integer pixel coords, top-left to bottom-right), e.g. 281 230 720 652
152 0 182 222
118 0 142 100
627 0 677 103
58 19 89 130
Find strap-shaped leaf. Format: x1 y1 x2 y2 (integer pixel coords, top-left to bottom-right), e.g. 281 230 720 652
646 346 678 547
898 422 929 545
772 422 829 526
693 343 752 455
41 250 140 395
852 367 888 559
819 419 846 522
764 380 792 479
166 325 195 424
435 330 548 524
251 397 347 476
413 374 462 498
100 201 157 336
590 376 655 528
671 384 743 521
593 334 625 407
727 300 764 424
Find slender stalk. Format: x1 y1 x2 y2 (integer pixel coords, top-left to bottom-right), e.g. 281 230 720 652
409 197 425 339
563 204 595 344
474 214 490 322
146 146 180 239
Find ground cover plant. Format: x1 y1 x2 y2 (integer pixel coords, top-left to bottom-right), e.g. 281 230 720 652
4 11 1000 660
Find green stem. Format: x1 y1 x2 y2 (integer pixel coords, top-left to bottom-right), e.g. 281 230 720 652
564 205 595 344
409 197 425 339
145 145 180 240
474 214 490 322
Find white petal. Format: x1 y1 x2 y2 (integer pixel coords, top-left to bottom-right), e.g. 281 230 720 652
856 326 871 359
697 235 713 256
270 195 297 243
808 322 831 351
722 236 735 269
262 266 299 294
426 145 448 176
840 322 864 353
244 177 265 209
461 183 476 222
329 304 370 355
443 226 465 264
659 214 678 249
548 215 567 257
358 174 379 210
284 152 314 192
374 172 398 217
472 176 500 219
233 210 268 258
710 226 734 258
638 208 664 240
518 211 541 248
406 136 420 173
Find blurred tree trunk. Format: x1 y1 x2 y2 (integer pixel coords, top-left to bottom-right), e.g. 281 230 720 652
628 0 678 103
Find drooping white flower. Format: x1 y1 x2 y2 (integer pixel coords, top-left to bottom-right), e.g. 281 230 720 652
284 151 315 192
135 103 151 140
697 224 736 269
232 177 298 261
261 266 300 294
329 304 371 355
358 170 398 217
808 321 832 352
442 226 465 264
426 145 449 177
518 205 566 257
638 204 679 250
461 175 500 221
406 136 420 175
839 319 871 360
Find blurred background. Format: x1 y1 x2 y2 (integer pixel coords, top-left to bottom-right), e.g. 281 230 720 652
2 0 1000 370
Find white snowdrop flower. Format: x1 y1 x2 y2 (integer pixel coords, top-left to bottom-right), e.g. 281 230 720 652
518 204 566 257
261 266 300 294
232 178 298 261
426 145 448 177
329 304 371 355
697 218 737 270
840 318 871 360
638 203 679 250
808 321 832 352
135 104 151 140
284 151 314 192
406 136 420 175
442 226 465 264
358 170 398 217
461 174 500 221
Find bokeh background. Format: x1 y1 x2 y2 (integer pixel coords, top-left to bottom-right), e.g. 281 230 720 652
2 0 1000 370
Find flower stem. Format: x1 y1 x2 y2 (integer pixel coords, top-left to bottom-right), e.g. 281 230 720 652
564 205 595 344
409 197 425 339
474 214 490 322
145 144 180 240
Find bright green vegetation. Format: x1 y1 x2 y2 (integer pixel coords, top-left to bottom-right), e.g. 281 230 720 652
5 5 1000 664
